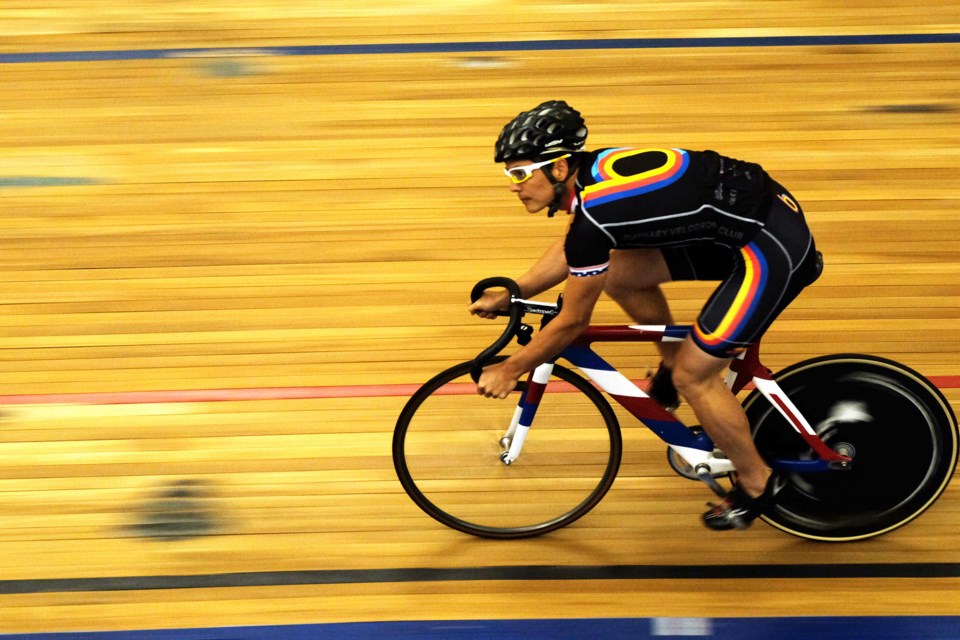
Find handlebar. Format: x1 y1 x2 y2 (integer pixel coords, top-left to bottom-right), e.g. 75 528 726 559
468 277 559 383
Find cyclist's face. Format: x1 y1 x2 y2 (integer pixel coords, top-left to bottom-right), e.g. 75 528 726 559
504 160 562 214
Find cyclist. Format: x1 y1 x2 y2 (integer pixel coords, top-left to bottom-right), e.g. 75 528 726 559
469 100 823 530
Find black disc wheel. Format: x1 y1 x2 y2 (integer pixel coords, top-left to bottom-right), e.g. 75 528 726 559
393 357 622 539
744 354 958 541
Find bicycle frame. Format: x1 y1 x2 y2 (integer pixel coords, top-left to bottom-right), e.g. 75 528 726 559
501 314 852 479
401 275 955 539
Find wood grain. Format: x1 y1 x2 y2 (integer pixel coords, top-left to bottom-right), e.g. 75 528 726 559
1 0 959 633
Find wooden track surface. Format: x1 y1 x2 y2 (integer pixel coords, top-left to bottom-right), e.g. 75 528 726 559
1 1 960 634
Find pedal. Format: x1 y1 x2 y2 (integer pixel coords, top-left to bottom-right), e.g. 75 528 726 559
695 464 729 499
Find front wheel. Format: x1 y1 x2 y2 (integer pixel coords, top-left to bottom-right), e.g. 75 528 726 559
744 354 958 541
393 357 622 539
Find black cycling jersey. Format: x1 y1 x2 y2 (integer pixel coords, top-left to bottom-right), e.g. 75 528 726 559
565 148 773 277
560 147 820 357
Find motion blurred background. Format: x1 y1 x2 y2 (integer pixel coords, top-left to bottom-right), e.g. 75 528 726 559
1 1 958 636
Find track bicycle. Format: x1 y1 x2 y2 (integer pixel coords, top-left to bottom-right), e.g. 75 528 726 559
393 276 958 541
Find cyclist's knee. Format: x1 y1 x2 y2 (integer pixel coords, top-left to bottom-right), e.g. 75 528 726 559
671 363 707 399
672 341 731 398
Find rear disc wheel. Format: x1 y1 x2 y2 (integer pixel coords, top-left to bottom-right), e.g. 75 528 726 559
744 354 958 541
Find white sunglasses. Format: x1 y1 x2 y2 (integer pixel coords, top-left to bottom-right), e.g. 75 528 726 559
503 154 571 184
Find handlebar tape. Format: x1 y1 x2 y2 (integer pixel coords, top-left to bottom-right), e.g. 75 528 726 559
470 277 523 382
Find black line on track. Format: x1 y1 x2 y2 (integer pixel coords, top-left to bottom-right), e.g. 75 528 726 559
4 563 960 595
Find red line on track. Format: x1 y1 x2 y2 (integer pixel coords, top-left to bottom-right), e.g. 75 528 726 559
0 377 957 406
0 385 422 406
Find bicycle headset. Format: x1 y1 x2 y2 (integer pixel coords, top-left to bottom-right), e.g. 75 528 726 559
494 100 588 217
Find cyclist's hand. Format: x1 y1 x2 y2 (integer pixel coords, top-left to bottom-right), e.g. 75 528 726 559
477 362 518 399
468 288 511 320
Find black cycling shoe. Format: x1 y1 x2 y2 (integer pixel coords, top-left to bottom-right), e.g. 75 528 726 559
702 474 779 531
647 363 680 412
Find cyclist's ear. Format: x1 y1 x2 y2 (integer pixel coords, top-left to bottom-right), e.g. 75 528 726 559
551 157 570 182
554 155 581 183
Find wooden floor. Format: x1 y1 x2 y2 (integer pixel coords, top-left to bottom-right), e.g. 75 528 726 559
1 1 960 634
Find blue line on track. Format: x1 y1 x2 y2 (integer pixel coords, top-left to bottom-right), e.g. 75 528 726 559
4 617 960 640
1 33 959 64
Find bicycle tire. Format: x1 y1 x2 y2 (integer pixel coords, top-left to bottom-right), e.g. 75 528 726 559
393 357 622 539
743 354 958 541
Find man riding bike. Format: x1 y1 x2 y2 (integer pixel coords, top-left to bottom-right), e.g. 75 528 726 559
470 100 822 530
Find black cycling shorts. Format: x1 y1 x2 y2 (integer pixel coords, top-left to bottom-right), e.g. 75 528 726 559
661 185 821 358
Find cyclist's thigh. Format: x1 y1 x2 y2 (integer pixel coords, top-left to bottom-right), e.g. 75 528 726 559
661 244 737 282
692 190 817 357
606 248 672 288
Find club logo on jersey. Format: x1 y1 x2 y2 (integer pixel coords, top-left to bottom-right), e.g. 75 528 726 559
582 148 690 208
777 193 800 213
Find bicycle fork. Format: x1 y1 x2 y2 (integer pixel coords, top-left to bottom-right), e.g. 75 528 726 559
498 362 554 465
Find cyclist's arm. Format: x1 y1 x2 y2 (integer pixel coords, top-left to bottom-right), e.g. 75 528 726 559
478 272 606 398
479 213 614 397
469 218 572 317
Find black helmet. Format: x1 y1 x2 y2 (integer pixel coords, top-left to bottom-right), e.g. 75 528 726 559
494 100 588 163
